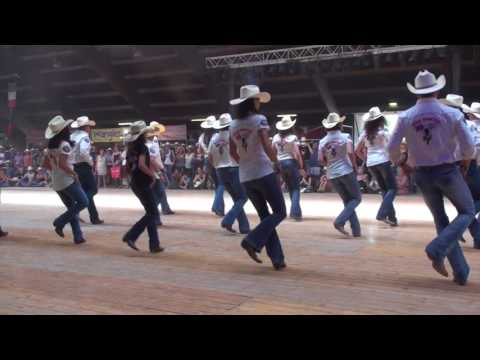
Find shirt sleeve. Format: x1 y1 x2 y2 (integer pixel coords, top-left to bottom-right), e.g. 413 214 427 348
257 115 270 131
60 142 72 156
346 138 354 154
78 137 91 158
387 114 407 164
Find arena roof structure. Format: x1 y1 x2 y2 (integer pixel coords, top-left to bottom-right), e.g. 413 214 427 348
0 45 479 133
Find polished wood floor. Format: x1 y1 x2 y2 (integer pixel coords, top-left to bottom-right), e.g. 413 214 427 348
1 188 480 315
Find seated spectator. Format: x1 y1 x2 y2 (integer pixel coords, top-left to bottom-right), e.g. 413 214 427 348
0 168 10 187
318 175 332 193
19 166 35 187
31 167 48 187
300 174 312 193
193 167 206 189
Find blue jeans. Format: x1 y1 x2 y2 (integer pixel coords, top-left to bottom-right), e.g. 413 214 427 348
415 163 474 281
125 182 160 252
55 182 89 243
464 160 480 246
152 179 173 214
330 172 362 237
369 161 397 221
74 163 100 222
164 165 173 187
217 167 250 233
279 159 302 219
243 173 287 265
209 163 225 214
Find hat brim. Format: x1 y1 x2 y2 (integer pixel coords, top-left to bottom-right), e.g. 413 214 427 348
362 113 384 123
45 120 74 140
71 120 96 129
200 122 215 129
214 122 231 130
124 126 153 143
322 116 346 129
439 98 463 109
229 92 271 106
275 120 297 131
407 75 446 95
149 125 166 135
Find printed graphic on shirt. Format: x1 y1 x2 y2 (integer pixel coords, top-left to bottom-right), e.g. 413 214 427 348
412 114 442 145
214 138 228 155
233 129 253 152
322 140 345 162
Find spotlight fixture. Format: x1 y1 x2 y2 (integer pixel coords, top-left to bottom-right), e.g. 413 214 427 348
118 122 133 126
191 118 206 123
388 101 399 109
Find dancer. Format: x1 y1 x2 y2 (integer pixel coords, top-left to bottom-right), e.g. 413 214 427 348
208 113 250 234
199 116 225 216
388 70 475 285
229 85 287 270
71 116 104 225
122 121 163 253
146 122 175 224
44 116 89 244
439 95 480 248
318 113 361 237
272 115 304 221
356 107 398 226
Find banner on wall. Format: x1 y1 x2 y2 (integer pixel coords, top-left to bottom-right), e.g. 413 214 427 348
91 125 188 143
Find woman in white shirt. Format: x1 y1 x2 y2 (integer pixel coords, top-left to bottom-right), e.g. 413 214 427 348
229 85 287 271
96 149 107 188
319 113 361 237
356 107 398 227
272 116 304 221
43 116 89 244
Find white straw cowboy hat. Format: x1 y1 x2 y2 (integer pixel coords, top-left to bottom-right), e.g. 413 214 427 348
466 102 480 119
45 116 74 140
214 113 233 130
148 121 166 135
124 121 153 143
439 94 465 109
201 115 217 129
407 70 446 95
322 113 346 129
71 116 96 129
362 107 385 123
276 115 297 131
230 85 271 106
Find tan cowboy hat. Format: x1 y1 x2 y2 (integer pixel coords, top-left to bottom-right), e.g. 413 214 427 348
407 70 446 95
201 115 217 129
439 94 465 109
276 115 297 131
214 113 233 130
322 113 346 129
230 85 271 106
149 121 166 135
124 121 153 143
362 107 385 122
71 116 96 129
45 115 74 140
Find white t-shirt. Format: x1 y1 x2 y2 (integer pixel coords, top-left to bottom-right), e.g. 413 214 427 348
272 133 298 161
47 141 75 191
70 130 93 166
467 120 480 163
318 131 354 180
96 155 107 176
230 114 274 183
358 128 391 167
207 131 237 169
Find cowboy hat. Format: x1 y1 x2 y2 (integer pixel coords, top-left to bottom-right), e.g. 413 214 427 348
71 116 96 129
276 115 297 131
214 113 233 130
439 94 465 109
123 121 153 143
466 102 480 119
45 115 74 140
322 113 346 129
407 70 446 95
230 85 271 106
201 115 217 129
149 121 166 135
362 107 385 122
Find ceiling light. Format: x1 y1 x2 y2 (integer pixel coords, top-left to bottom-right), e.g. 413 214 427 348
388 102 398 108
118 122 133 126
191 118 206 122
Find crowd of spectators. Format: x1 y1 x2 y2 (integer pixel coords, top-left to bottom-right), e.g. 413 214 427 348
0 139 416 195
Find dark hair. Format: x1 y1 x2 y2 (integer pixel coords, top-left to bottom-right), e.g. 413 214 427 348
235 98 258 119
365 116 386 144
127 133 146 153
47 127 73 150
279 128 294 137
326 123 343 132
418 92 437 99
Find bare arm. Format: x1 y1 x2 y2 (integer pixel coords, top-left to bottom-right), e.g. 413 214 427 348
138 154 156 179
58 154 78 179
259 129 277 163
355 138 366 161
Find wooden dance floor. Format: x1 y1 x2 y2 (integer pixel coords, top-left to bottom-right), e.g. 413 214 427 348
1 188 480 315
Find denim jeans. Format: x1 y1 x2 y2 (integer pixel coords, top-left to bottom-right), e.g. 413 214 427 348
463 160 480 246
415 163 474 281
243 173 287 265
125 182 160 252
209 163 225 214
217 167 250 233
74 163 100 222
55 181 89 243
330 172 362 237
279 159 302 219
152 178 173 214
368 161 397 221
164 164 173 187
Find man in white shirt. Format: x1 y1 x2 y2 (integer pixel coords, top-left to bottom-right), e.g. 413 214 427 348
71 116 104 225
388 70 475 286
